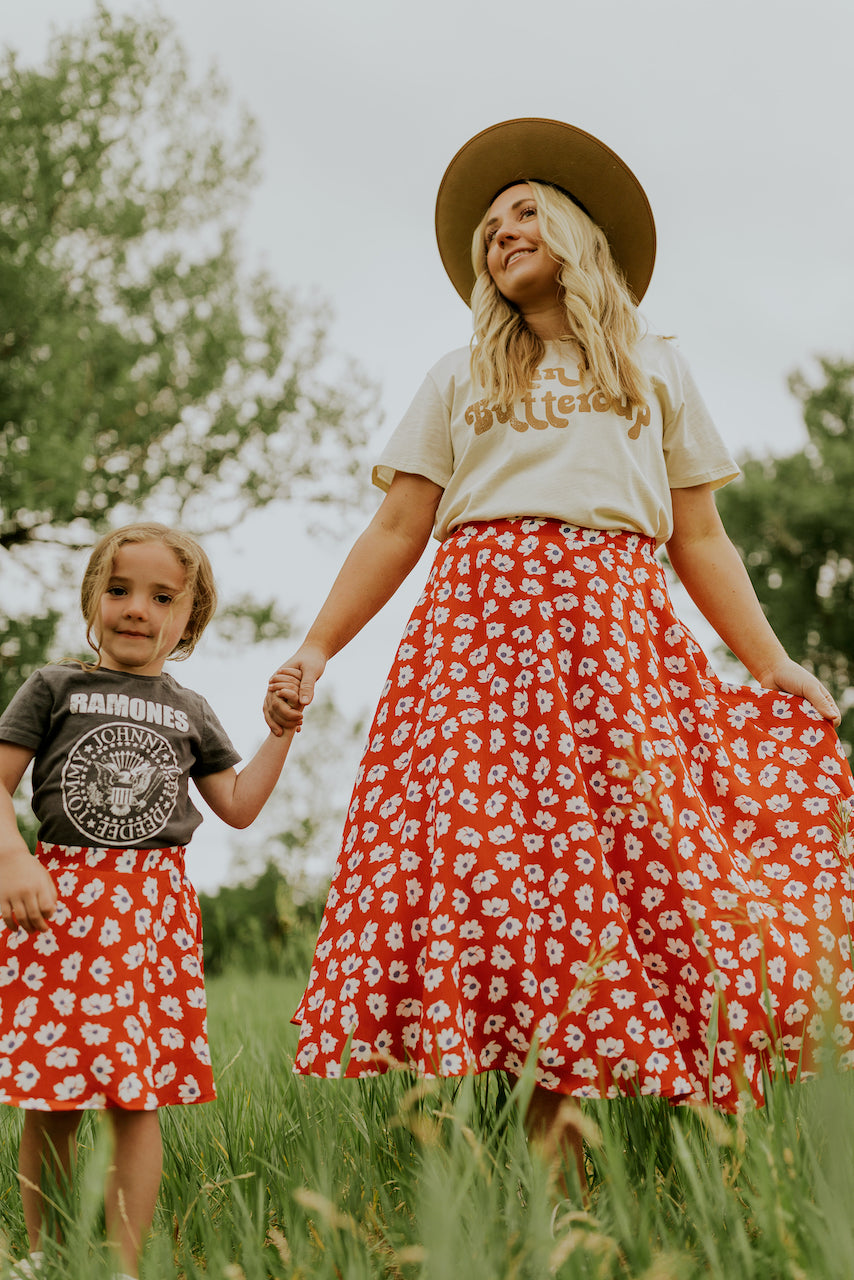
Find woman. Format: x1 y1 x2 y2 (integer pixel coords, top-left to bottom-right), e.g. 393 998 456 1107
266 118 854 1189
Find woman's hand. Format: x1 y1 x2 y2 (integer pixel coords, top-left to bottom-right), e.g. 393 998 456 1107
0 849 57 934
757 657 841 724
264 646 328 734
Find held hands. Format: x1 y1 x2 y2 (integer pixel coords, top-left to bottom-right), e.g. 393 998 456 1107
264 646 328 735
0 848 57 934
263 665 306 737
759 658 841 725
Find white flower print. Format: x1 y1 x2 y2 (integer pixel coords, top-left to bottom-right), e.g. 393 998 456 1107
13 996 38 1027
88 957 112 986
32 930 59 957
134 908 152 934
54 1074 87 1101
80 1023 110 1046
21 962 47 991
122 942 146 970
154 1063 178 1089
77 879 105 907
90 1054 115 1082
45 1045 80 1069
111 886 133 914
57 871 78 895
118 1074 143 1103
160 1025 186 1050
155 990 183 1022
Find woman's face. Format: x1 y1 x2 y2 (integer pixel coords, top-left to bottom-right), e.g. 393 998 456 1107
484 183 561 310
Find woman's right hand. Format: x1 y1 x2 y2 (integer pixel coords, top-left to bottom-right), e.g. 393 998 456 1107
264 644 328 734
0 848 57 934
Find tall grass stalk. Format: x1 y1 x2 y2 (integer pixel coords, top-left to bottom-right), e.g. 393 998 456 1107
1 970 854 1278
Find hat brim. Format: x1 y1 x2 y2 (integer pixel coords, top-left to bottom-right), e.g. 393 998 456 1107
435 118 656 306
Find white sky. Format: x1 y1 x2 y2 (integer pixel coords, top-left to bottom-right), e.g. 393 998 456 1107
5 0 854 888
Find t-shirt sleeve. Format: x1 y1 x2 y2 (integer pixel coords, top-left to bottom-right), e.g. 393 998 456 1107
0 671 53 751
191 697 242 777
372 368 454 493
654 342 740 491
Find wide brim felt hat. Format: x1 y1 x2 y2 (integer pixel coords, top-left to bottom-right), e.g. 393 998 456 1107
435 117 656 306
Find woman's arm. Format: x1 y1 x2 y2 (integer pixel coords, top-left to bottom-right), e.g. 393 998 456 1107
265 470 443 729
666 483 840 722
0 742 58 933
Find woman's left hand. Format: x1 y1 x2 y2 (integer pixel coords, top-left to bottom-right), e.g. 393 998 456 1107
758 658 841 725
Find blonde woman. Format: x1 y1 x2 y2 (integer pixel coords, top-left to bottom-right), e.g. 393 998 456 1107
266 119 853 1194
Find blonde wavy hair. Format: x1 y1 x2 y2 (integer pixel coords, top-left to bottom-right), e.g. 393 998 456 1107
470 181 648 411
81 522 217 666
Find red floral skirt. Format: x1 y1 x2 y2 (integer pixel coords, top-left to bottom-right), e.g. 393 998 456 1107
0 844 214 1111
293 520 854 1111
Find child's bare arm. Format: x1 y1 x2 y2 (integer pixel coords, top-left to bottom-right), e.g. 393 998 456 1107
0 742 57 933
194 730 296 828
194 669 302 828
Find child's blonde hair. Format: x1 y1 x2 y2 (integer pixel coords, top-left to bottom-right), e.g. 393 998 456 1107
470 181 649 411
81 522 217 664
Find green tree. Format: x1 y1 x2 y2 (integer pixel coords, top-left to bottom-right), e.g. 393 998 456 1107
198 862 325 976
0 4 377 703
715 356 854 743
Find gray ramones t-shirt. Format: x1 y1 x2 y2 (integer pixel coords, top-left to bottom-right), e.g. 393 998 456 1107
0 664 241 848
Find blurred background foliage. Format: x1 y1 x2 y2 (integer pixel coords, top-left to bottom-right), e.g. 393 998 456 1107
198 862 325 978
0 2 377 706
714 357 854 746
0 3 377 909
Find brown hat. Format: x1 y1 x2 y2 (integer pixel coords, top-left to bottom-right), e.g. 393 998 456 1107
435 117 656 306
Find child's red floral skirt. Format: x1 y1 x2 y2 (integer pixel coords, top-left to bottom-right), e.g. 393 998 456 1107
0 844 214 1110
293 520 854 1111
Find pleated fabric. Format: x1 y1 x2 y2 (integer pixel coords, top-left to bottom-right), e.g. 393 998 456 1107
293 520 854 1110
0 844 214 1110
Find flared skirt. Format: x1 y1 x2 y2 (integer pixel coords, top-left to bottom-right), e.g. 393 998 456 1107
293 520 854 1110
0 843 214 1110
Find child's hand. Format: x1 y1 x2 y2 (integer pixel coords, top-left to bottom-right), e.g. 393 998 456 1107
0 849 57 934
265 665 304 735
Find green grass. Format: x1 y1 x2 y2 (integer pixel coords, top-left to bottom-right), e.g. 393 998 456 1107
2 970 854 1278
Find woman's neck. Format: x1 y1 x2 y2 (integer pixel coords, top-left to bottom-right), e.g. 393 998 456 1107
520 301 567 341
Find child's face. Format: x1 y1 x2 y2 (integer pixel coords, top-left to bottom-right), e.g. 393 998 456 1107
96 541 194 677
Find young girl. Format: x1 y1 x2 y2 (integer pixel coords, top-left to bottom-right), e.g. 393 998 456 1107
265 119 854 1189
0 522 300 1278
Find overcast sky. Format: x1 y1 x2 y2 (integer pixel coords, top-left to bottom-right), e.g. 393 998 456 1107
6 0 854 888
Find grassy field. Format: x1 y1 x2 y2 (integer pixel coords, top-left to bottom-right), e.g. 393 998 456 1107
2 969 854 1279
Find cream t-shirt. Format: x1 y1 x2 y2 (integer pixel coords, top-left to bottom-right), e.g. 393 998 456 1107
373 335 739 544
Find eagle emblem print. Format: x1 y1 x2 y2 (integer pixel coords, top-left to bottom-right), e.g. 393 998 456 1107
60 721 182 845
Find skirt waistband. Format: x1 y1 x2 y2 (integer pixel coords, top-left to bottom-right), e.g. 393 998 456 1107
35 841 187 876
447 518 658 556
